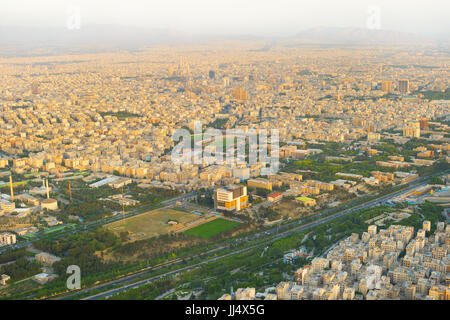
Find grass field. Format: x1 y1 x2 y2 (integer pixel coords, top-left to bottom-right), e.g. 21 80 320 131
106 208 203 241
184 218 240 239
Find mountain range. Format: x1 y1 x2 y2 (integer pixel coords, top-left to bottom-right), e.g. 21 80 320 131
0 25 445 57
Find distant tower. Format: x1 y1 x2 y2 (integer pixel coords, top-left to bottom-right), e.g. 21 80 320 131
223 77 230 87
367 122 375 133
31 81 40 94
381 80 393 93
178 56 190 78
168 65 176 77
178 57 184 76
398 79 409 94
233 87 248 100
209 70 215 79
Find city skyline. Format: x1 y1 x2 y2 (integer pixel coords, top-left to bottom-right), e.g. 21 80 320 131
0 0 448 304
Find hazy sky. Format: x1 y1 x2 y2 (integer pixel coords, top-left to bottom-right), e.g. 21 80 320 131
1 0 449 38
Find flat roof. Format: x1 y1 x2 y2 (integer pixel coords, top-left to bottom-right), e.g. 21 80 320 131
296 196 315 202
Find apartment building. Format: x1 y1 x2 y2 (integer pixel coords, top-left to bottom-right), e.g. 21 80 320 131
248 178 272 191
0 232 16 246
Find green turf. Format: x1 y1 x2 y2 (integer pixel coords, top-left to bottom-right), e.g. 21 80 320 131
184 218 240 239
44 226 66 234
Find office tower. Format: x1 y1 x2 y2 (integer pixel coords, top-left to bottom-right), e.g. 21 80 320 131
209 70 215 79
178 57 190 77
403 120 420 138
168 66 176 77
233 87 248 100
398 79 409 94
214 185 248 212
381 80 393 92
223 77 230 87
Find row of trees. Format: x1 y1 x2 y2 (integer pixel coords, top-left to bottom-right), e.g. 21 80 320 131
0 257 41 281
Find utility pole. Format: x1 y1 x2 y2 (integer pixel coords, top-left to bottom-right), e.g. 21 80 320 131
122 186 125 223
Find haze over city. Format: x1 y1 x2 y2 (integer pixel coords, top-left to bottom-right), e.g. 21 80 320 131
1 0 449 38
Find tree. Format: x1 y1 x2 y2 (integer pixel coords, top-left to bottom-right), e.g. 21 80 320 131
429 176 444 185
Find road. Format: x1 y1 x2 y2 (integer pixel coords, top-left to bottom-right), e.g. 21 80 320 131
82 244 259 300
161 192 198 206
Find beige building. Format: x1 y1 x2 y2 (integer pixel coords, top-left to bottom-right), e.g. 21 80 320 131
35 252 61 265
0 232 16 246
248 178 272 191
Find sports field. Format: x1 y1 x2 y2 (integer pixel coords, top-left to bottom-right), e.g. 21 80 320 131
184 218 240 239
106 208 203 240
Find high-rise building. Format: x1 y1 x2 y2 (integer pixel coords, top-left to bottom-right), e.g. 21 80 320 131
233 87 248 100
381 80 393 92
398 79 409 94
31 81 40 94
168 66 176 77
403 120 420 138
209 70 215 79
223 77 230 87
367 122 375 133
214 185 248 212
419 118 429 130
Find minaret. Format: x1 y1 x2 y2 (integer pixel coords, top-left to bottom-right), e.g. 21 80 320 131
9 175 14 201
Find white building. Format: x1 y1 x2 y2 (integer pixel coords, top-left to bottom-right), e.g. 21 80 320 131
0 232 16 246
